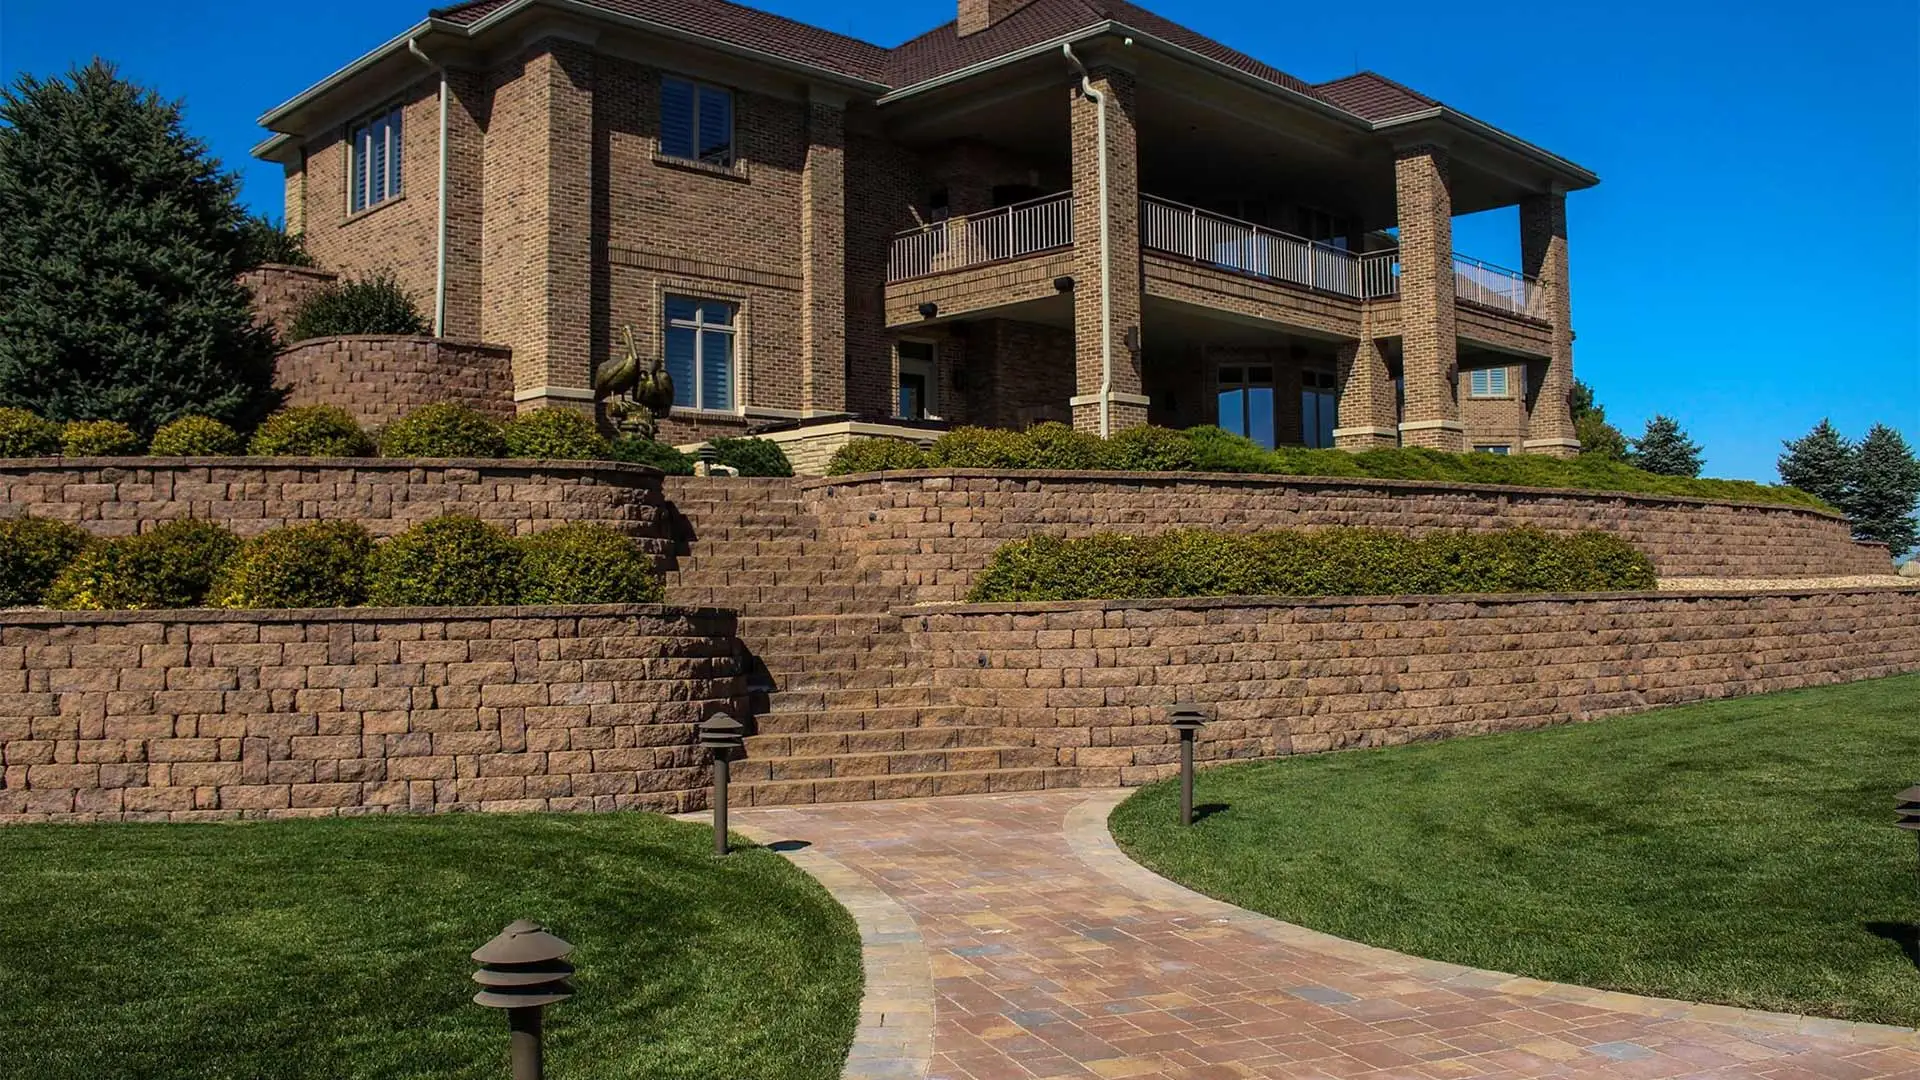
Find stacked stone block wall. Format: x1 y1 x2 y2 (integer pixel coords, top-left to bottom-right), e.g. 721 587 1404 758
272 336 515 428
240 264 339 339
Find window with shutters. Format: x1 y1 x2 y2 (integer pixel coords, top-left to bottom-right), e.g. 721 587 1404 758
660 77 734 167
1469 367 1511 398
665 296 737 412
348 106 403 214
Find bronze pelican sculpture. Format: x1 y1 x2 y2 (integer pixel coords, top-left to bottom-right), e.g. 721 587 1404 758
594 324 675 441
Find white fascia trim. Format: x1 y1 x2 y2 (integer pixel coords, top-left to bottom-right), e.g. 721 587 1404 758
513 385 596 402
1373 107 1599 188
1398 419 1467 432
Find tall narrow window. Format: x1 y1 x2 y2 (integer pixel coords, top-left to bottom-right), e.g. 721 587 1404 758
1217 365 1276 449
348 106 403 214
1469 367 1511 398
660 77 734 166
664 296 737 411
1300 369 1337 448
897 341 936 420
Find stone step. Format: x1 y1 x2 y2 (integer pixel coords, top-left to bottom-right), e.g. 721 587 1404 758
739 766 1077 807
733 744 1057 784
670 539 822 558
754 664 929 692
762 684 938 713
748 648 913 676
750 705 968 734
669 554 866 574
744 725 1023 758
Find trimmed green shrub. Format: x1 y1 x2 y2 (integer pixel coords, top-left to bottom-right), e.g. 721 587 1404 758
608 437 696 475
501 408 609 461
285 268 429 341
366 515 522 607
1103 425 1198 472
928 426 1030 469
1021 422 1108 470
60 419 142 456
248 405 375 457
0 516 92 606
45 518 240 609
208 521 375 609
148 415 244 456
377 402 507 459
967 526 1656 602
0 407 61 457
708 437 793 477
517 523 664 604
826 438 931 475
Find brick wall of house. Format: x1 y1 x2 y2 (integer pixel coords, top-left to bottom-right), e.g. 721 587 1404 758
0 606 740 823
1459 364 1529 453
904 588 1920 786
239 264 338 340
846 132 930 420
803 471 1893 601
273 336 515 427
1393 145 1462 451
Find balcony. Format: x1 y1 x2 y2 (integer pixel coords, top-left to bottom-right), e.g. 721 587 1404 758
1453 254 1545 319
1142 195 1399 301
887 192 1073 283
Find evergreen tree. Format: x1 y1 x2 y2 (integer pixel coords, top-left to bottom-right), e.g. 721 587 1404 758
1569 379 1628 461
1629 415 1703 477
1776 419 1855 509
1847 424 1920 556
0 62 279 433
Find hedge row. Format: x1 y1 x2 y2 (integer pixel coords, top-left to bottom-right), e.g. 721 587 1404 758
0 404 794 475
966 526 1658 602
0 515 663 610
825 424 1828 511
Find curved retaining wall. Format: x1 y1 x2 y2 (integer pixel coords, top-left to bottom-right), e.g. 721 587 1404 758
901 586 1920 786
0 457 672 558
273 335 515 427
0 605 741 823
806 470 1890 601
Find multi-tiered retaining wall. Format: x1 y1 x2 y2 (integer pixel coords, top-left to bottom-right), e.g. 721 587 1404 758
273 336 516 427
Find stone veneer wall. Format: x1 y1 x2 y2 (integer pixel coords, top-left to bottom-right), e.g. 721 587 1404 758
273 335 516 428
0 458 673 558
805 471 1891 602
902 587 1920 787
0 605 740 823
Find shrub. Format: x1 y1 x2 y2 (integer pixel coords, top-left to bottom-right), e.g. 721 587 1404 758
708 437 793 477
0 516 92 606
377 402 507 459
517 523 663 604
501 408 609 461
826 438 931 475
284 268 429 341
1103 425 1198 472
366 515 522 607
148 415 244 456
60 419 142 456
928 426 1030 469
248 405 375 457
208 521 375 609
608 437 696 475
1180 426 1272 474
967 526 1656 602
45 518 239 609
0 407 61 456
1021 422 1108 470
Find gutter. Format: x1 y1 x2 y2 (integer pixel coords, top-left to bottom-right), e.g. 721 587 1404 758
1061 43 1111 438
408 37 451 338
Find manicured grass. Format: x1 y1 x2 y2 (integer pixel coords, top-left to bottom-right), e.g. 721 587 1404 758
0 813 861 1080
1110 674 1920 1026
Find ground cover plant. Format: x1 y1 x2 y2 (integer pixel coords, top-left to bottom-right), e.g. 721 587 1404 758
1110 674 1920 1026
0 812 862 1080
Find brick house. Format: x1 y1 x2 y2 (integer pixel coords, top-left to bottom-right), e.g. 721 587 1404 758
254 0 1595 462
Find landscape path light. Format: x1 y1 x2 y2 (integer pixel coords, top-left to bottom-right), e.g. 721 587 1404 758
700 711 747 856
472 919 575 1080
1168 705 1209 826
1897 785 1920 886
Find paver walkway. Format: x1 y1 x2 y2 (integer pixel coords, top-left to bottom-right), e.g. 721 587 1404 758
736 790 1920 1080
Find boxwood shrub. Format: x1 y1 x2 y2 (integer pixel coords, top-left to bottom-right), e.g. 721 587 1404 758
608 437 695 475
209 521 376 609
708 436 794 477
0 517 92 606
966 526 1657 602
249 406 376 457
502 408 609 461
148 415 245 456
60 420 143 456
826 438 932 475
377 402 507 458
0 407 61 457
516 523 663 604
45 519 241 610
366 515 523 606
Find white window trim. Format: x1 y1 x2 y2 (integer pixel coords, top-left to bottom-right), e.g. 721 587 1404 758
666 296 739 413
346 104 403 215
659 75 735 168
896 339 939 421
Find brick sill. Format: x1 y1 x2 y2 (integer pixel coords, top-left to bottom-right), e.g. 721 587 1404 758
651 154 749 182
341 194 408 227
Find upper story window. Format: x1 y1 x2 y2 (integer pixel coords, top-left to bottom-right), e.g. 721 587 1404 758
660 77 734 167
1469 368 1510 398
348 106 403 214
665 296 737 412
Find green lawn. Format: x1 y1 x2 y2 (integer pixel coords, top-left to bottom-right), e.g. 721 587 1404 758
1110 674 1920 1026
0 813 861 1080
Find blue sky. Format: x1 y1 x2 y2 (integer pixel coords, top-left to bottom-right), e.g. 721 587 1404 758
4 0 1916 481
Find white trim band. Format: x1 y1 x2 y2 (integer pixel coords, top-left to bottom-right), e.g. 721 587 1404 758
1397 419 1466 432
1070 392 1151 408
1332 426 1399 438
1523 437 1583 449
512 386 596 403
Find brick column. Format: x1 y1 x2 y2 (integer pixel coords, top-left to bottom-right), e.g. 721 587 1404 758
1521 191 1579 457
1393 145 1463 451
800 96 848 415
1069 66 1147 435
1333 329 1398 450
440 68 487 343
282 162 305 237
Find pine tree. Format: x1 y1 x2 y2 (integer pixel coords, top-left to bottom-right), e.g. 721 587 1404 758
1629 415 1703 477
0 62 279 433
1846 424 1920 556
1569 380 1628 461
1776 419 1855 509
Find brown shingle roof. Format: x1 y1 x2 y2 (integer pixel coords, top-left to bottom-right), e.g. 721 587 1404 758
1312 72 1437 120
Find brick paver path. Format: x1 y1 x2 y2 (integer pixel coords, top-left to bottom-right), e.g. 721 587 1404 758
737 790 1920 1080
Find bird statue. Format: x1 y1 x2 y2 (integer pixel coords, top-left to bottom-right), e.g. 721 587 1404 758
594 324 675 441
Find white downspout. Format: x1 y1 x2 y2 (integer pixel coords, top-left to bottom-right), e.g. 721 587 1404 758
408 38 449 338
1062 43 1111 437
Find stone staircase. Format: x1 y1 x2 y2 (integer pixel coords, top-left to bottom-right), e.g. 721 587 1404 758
660 477 1063 805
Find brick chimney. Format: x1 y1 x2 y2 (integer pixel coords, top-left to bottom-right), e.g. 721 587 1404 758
957 0 1026 36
